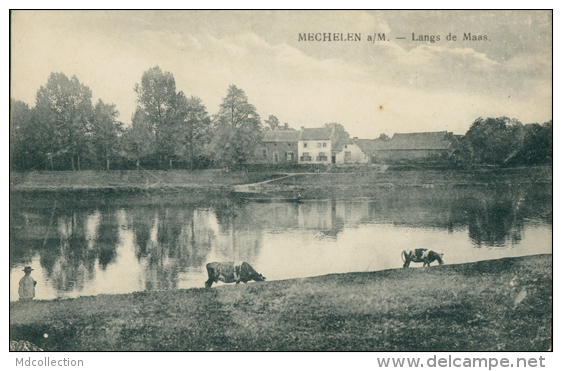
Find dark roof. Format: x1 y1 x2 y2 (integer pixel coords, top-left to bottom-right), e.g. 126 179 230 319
353 139 386 155
262 130 301 142
299 127 334 141
332 138 354 152
377 131 454 150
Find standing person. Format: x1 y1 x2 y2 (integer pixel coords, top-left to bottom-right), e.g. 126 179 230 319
18 266 37 301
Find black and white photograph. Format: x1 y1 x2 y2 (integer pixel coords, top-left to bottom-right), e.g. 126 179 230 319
9 9 552 357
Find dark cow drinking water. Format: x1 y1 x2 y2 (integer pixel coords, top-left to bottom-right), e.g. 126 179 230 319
205 262 266 288
402 249 444 268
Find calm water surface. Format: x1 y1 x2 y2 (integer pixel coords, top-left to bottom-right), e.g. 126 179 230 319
10 185 552 301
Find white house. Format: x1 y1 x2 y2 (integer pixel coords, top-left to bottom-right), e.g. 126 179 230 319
297 127 335 164
332 138 369 164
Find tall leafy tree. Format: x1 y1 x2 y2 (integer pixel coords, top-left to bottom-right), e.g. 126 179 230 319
122 108 156 170
264 115 280 131
92 99 122 170
174 95 211 169
10 99 34 169
209 85 262 166
34 73 94 170
134 66 180 168
509 120 552 165
465 117 522 165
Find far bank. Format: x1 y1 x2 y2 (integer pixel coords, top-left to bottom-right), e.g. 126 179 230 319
9 165 552 196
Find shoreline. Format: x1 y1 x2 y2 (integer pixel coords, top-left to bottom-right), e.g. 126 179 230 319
10 254 552 351
9 166 553 195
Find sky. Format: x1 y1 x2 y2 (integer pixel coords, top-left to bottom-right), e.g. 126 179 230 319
10 10 552 139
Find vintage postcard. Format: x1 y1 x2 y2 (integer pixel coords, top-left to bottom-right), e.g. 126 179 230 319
10 9 552 360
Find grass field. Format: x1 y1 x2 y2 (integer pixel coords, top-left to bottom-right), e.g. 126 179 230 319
9 254 552 351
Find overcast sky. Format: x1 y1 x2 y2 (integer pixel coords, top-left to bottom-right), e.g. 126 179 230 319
10 10 552 138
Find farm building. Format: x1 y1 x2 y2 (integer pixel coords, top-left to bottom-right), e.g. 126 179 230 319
252 129 459 166
371 131 460 162
252 130 300 164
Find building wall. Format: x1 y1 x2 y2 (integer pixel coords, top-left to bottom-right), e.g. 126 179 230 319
334 143 368 164
298 139 332 164
254 141 298 164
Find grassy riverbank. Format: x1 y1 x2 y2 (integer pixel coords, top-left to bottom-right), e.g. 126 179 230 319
9 166 552 197
9 254 552 351
9 169 280 192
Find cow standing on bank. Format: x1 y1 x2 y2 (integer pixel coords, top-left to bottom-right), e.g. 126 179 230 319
402 249 444 268
205 262 266 288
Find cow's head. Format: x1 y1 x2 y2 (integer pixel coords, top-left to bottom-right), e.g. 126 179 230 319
436 253 444 265
255 273 266 282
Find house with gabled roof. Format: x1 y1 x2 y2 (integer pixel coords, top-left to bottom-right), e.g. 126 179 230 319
353 138 386 163
332 137 369 164
298 127 335 164
253 130 301 164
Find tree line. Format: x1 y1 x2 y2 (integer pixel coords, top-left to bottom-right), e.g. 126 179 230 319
461 117 552 166
10 66 271 171
10 66 552 171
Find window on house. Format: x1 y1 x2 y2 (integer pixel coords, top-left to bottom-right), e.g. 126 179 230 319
286 152 293 161
323 142 327 147
262 149 267 158
303 142 308 148
317 152 328 162
301 152 311 162
317 142 322 148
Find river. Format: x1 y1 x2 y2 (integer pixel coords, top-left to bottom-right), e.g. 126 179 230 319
10 184 552 301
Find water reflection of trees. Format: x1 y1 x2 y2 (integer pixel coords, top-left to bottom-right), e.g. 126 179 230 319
45 205 121 293
9 201 121 294
368 185 550 248
9 183 551 296
213 201 264 261
230 184 550 248
129 206 219 291
463 185 550 247
465 198 523 247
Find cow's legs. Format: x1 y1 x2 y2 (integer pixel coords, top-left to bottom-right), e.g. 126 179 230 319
205 266 216 288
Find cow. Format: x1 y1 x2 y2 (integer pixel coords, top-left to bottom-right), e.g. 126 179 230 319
401 249 444 268
205 261 266 288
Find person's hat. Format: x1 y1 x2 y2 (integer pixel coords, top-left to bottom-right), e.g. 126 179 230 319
23 266 34 272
